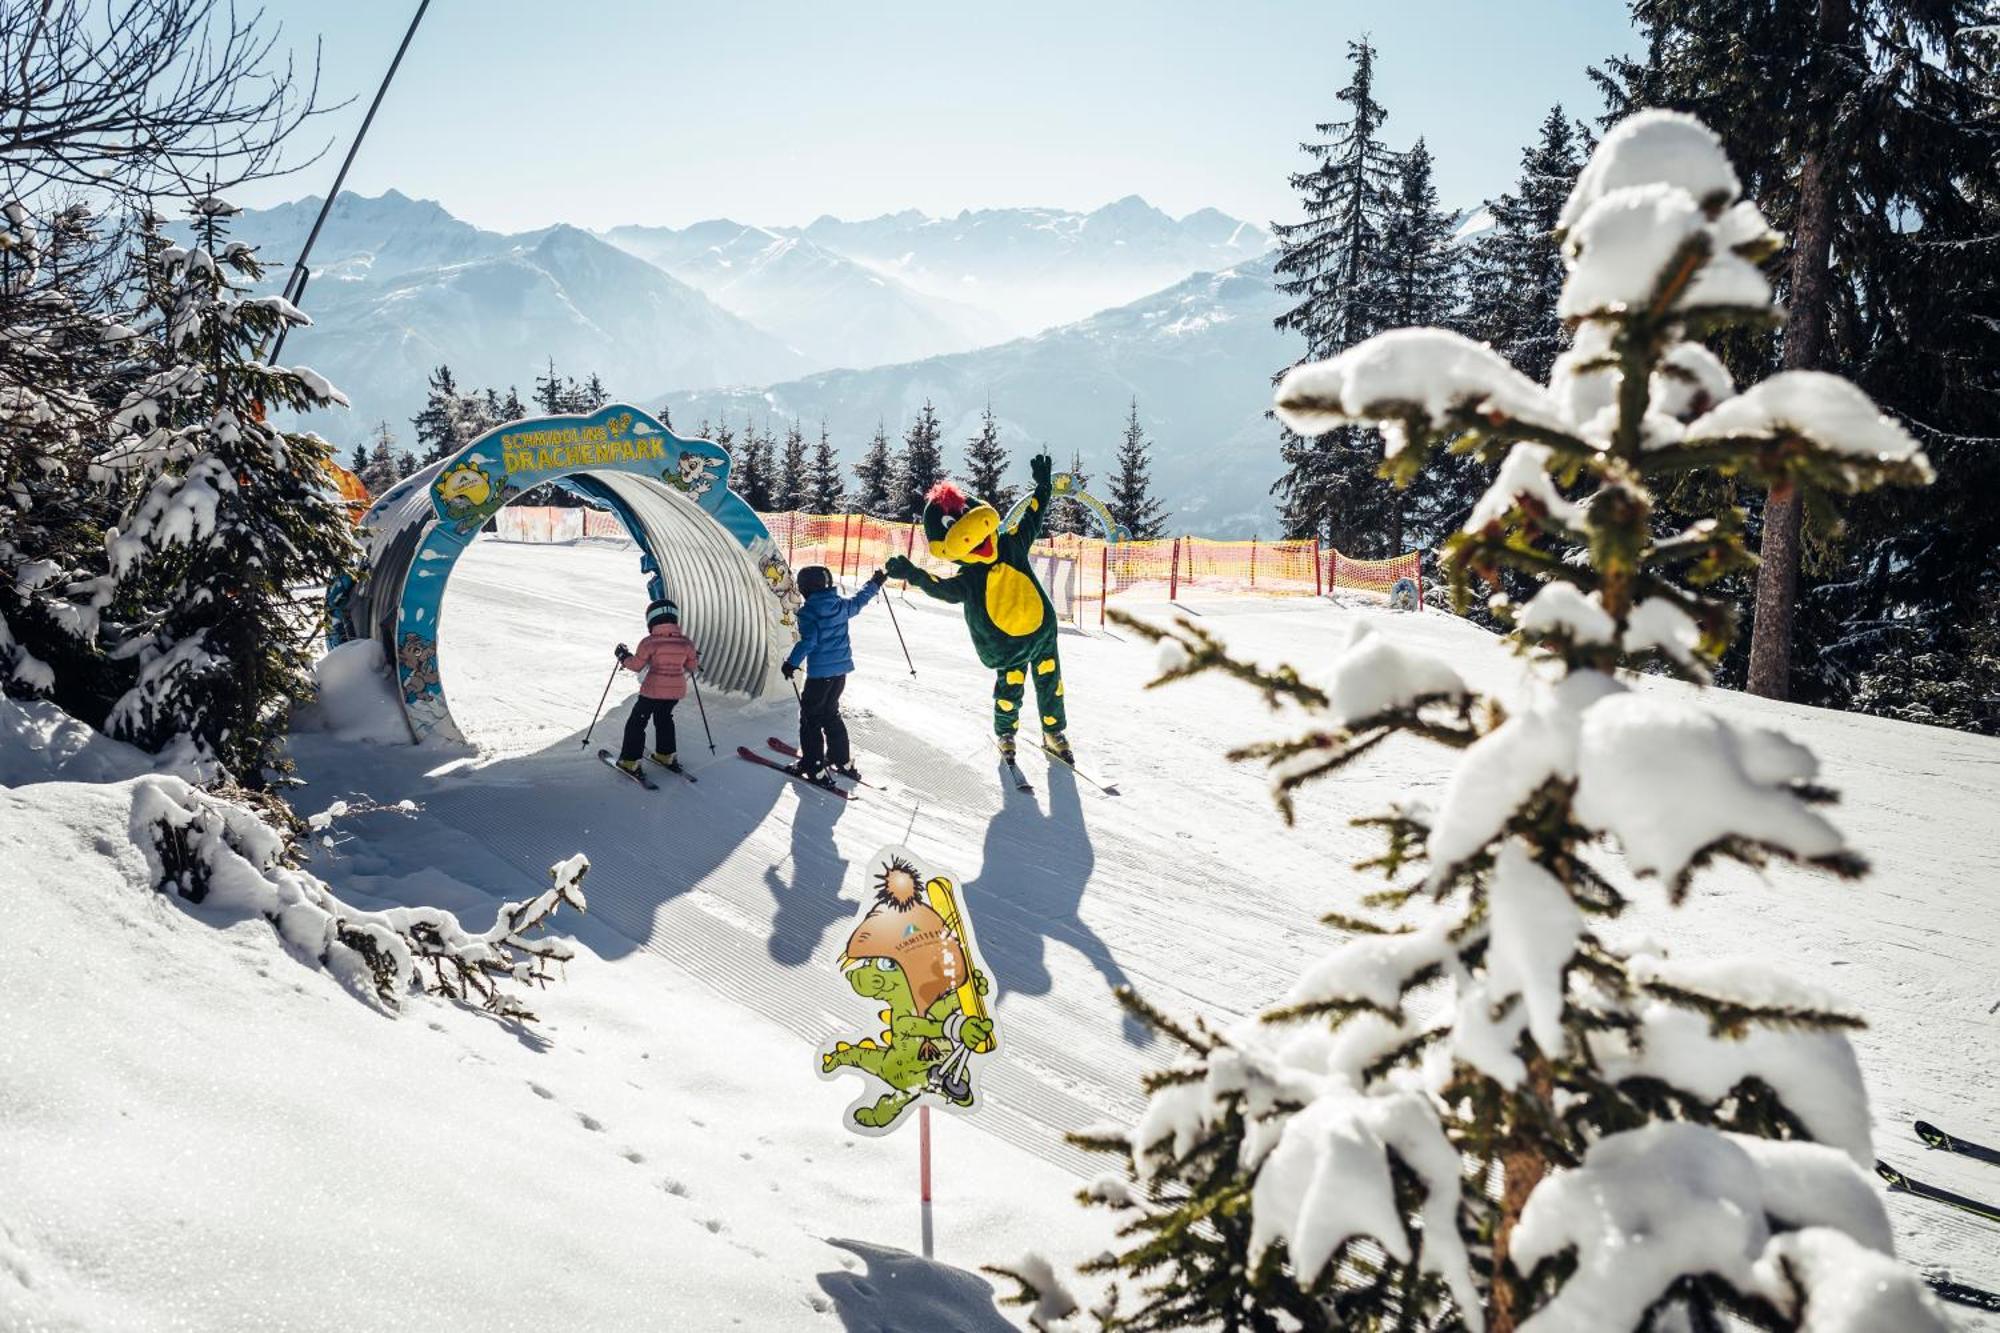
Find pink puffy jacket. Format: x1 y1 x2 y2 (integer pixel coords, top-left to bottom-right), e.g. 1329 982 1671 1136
622 625 699 700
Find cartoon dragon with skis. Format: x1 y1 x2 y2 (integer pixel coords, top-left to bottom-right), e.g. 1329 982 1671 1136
819 850 997 1133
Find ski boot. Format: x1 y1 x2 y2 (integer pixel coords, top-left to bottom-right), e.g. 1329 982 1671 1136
996 734 1018 764
829 761 864 784
616 757 644 776
784 760 839 791
650 750 683 773
1042 730 1075 765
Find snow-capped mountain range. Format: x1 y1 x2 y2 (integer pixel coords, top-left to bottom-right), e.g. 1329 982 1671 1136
216 190 1287 530
659 252 1294 536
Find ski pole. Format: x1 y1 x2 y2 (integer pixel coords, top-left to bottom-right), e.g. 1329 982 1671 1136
882 587 916 675
581 657 621 748
689 674 716 755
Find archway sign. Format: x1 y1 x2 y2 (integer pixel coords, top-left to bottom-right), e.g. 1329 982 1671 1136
1002 472 1131 542
331 403 803 744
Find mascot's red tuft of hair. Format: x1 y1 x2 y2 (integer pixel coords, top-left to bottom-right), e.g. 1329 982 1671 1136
925 480 969 516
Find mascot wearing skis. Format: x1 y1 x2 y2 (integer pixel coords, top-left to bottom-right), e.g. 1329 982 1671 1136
886 452 1073 764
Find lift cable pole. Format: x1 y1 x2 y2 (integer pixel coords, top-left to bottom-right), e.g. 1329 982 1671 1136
269 0 432 363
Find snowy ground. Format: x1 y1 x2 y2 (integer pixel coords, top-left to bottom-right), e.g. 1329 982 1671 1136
5 533 1998 1330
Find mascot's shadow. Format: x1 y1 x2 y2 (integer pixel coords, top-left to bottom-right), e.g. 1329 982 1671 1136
816 1238 1016 1333
966 762 1150 1049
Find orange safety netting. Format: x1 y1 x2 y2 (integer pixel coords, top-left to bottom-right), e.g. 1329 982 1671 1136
498 506 1424 621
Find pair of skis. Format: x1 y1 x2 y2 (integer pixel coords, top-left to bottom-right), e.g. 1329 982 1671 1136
596 749 699 791
737 737 884 801
1878 1118 2000 1313
997 738 1119 797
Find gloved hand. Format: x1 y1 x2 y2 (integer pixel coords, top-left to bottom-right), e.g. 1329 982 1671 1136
868 567 888 587
884 555 917 581
614 643 630 661
1030 452 1053 487
781 661 798 681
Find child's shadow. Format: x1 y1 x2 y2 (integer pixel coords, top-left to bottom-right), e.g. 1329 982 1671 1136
764 788 853 967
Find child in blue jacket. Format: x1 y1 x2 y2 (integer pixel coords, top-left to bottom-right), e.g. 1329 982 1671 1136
780 564 886 782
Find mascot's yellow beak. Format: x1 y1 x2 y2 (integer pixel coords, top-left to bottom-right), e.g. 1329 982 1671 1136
931 503 1001 564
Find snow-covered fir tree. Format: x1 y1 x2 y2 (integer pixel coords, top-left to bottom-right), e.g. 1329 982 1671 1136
1011 111 1948 1333
852 420 896 515
531 358 566 415
0 199 124 712
410 364 494 465
773 418 809 512
806 420 845 513
1270 37 1403 553
357 419 400 494
1105 399 1165 540
94 197 357 785
960 403 1017 513
894 400 946 521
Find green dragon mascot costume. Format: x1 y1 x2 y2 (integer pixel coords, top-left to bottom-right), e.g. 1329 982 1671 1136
885 452 1073 763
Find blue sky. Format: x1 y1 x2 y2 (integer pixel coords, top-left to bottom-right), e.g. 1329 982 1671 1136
240 1 1640 231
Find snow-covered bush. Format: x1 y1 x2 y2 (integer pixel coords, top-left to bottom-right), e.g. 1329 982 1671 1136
1022 112 1943 1332
137 775 588 1023
93 198 357 786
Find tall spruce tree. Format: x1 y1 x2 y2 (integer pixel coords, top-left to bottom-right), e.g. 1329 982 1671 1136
806 420 845 513
1045 449 1094 536
853 420 896 514
1374 137 1467 550
959 403 1017 512
1003 110 1946 1333
774 419 809 512
532 358 567 415
358 420 400 494
895 401 947 521
411 364 472 464
1270 38 1404 554
1594 0 2000 704
1106 399 1166 540
95 197 356 785
1463 107 1586 385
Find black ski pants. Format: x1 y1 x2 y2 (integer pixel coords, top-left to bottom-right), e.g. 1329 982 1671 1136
798 674 849 771
619 696 679 763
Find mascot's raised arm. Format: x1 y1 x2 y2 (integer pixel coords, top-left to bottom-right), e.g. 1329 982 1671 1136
885 451 1073 764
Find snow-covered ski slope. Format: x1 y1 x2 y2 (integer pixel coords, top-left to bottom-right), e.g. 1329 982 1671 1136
10 533 1996 1329
368 537 2000 1305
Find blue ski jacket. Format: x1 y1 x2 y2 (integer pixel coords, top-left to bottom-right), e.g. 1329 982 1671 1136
784 582 881 679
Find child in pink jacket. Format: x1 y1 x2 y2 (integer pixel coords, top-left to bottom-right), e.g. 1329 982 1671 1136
613 598 699 775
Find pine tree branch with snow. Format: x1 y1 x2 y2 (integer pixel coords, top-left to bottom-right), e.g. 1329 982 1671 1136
138 775 589 1023
1018 110 1948 1333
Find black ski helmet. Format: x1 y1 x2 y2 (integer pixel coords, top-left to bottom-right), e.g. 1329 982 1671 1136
797 565 834 596
646 597 679 626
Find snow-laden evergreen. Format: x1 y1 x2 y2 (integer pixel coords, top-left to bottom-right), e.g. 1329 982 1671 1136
1018 110 1944 1332
91 198 357 786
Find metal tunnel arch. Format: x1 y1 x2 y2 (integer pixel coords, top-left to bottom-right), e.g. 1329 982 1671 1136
329 404 803 744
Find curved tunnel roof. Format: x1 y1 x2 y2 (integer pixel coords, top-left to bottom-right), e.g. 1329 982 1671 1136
332 404 801 744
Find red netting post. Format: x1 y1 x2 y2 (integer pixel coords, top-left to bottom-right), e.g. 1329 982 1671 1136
1169 537 1180 599
1099 541 1108 626
1250 536 1258 588
1313 538 1323 597
1330 548 1339 595
1414 552 1423 609
786 514 795 564
837 513 852 579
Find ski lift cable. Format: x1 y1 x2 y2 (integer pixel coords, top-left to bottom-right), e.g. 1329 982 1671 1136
269 0 431 363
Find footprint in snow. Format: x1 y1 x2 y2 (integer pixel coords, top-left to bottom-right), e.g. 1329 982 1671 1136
699 1217 725 1234
576 1112 604 1132
528 1082 555 1100
658 1178 690 1197
622 1149 645 1164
